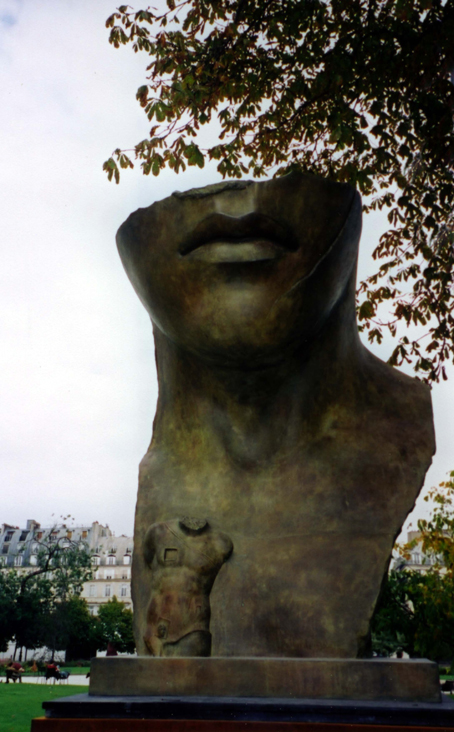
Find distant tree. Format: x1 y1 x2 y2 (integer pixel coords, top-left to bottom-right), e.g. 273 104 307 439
371 568 454 660
42 597 99 662
23 528 93 601
104 0 454 382
410 470 454 566
0 570 52 656
0 528 93 659
371 570 415 657
97 596 135 654
0 571 18 652
372 472 454 661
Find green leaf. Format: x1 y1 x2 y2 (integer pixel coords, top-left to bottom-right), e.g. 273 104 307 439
358 301 375 320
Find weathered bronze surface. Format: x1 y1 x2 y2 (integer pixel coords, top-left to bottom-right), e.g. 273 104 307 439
143 518 233 657
90 657 441 703
117 172 435 658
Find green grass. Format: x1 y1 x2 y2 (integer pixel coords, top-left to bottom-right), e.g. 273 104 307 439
59 666 90 676
0 682 83 732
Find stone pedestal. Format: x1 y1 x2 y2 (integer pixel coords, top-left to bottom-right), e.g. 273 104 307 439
30 659 451 732
89 657 440 703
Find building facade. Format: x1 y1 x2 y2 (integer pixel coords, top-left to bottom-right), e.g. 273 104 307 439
0 519 133 615
390 530 444 574
81 530 133 615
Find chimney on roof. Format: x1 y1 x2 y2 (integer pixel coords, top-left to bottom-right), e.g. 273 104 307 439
26 520 40 530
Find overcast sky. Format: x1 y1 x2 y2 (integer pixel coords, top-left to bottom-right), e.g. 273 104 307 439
1 0 453 539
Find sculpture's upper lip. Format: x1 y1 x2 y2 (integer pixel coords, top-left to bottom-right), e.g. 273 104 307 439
179 212 298 256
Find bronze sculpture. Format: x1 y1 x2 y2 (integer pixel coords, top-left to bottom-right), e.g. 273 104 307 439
116 172 435 659
143 517 233 657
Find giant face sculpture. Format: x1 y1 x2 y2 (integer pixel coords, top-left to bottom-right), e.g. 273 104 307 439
117 173 434 659
117 173 361 366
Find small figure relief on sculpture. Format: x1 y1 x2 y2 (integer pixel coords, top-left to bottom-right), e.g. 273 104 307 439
143 517 233 657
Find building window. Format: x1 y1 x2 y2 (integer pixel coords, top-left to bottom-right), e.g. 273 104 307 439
82 531 87 539
32 543 39 554
105 585 111 597
2 545 8 555
14 555 22 567
19 531 28 542
66 531 72 539
0 556 7 566
107 555 116 566
5 531 14 542
123 555 131 565
121 585 127 597
104 569 113 580
91 555 101 566
89 585 97 597
36 532 43 540
121 570 130 579
30 555 38 566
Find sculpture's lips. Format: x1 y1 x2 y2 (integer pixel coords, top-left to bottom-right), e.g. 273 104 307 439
179 212 298 259
185 239 282 263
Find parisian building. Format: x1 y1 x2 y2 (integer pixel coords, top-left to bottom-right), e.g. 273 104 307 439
0 519 133 615
390 530 445 574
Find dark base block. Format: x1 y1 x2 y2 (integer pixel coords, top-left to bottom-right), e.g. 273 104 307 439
31 693 454 731
28 720 454 732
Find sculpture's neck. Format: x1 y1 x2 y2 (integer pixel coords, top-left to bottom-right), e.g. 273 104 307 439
151 280 363 467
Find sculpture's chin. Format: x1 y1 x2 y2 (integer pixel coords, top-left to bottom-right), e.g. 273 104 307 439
147 221 360 366
150 274 340 368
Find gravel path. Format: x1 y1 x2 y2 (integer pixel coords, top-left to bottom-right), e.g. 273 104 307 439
11 674 89 686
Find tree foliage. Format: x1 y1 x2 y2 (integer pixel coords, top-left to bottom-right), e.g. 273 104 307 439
371 568 454 660
372 472 454 661
20 531 93 600
0 571 53 654
42 597 99 662
412 470 454 566
0 530 93 655
0 528 136 658
97 596 135 654
104 0 454 381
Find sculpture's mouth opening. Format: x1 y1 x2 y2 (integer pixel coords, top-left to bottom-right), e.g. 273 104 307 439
179 212 298 263
184 238 283 263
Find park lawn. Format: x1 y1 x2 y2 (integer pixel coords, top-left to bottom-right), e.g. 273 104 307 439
60 666 90 676
0 682 83 732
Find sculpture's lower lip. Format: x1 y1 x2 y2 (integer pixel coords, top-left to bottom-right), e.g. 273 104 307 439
183 239 283 263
